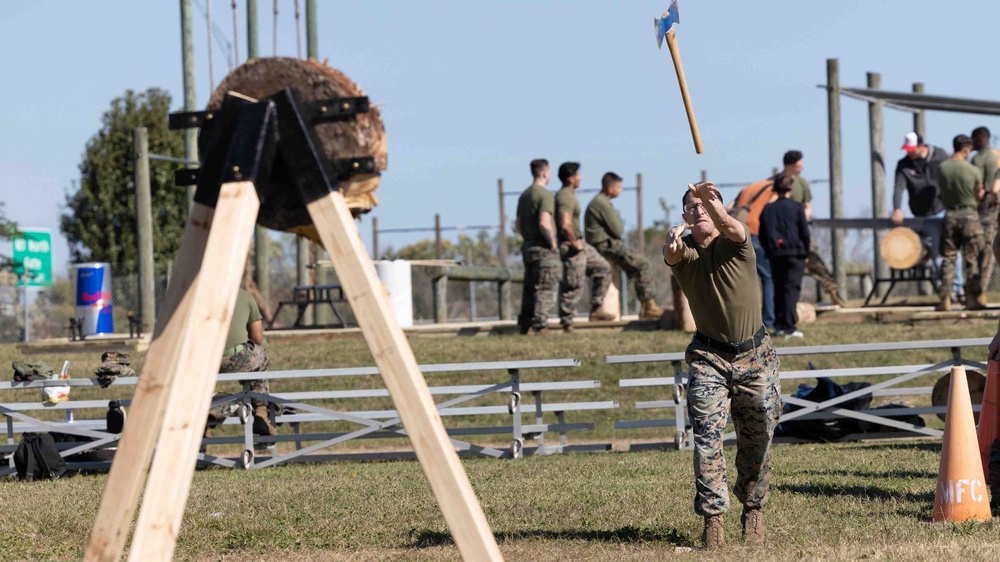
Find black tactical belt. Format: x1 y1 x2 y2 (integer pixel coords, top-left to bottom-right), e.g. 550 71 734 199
694 326 767 355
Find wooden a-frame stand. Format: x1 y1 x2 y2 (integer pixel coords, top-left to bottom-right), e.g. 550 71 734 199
84 91 502 561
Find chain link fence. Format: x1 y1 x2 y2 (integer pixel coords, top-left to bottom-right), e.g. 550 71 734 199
5 226 998 342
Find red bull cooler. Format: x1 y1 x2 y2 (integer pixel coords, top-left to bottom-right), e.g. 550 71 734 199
72 262 114 335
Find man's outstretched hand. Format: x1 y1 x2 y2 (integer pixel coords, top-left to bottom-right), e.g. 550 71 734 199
688 181 721 204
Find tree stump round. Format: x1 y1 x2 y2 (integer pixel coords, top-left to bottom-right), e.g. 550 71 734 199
932 369 986 423
204 57 386 239
880 227 925 270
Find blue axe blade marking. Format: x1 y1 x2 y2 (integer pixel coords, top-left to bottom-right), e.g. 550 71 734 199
654 0 680 49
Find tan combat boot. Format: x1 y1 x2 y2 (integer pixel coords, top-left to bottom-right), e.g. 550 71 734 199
640 298 665 320
935 295 951 312
741 507 764 544
589 305 615 322
562 324 575 334
702 514 725 549
968 293 989 310
252 405 277 437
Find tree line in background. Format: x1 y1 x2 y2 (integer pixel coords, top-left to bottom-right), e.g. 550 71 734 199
61 88 186 274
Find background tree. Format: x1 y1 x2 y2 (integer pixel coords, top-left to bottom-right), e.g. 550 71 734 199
0 202 18 269
60 88 185 274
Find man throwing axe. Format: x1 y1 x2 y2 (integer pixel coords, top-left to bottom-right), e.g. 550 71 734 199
663 181 782 549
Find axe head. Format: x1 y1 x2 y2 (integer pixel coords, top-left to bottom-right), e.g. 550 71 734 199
654 0 680 49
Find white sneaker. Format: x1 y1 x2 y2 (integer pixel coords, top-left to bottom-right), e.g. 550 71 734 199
784 330 805 339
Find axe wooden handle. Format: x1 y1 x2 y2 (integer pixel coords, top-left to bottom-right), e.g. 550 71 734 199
665 29 703 154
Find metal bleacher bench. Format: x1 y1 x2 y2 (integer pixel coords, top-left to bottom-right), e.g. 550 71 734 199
268 284 349 329
610 337 991 450
0 358 617 473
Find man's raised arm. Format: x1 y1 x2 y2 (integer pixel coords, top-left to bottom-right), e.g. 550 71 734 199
689 182 746 243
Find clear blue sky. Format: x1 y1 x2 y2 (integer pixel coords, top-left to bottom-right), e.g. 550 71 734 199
2 0 1000 276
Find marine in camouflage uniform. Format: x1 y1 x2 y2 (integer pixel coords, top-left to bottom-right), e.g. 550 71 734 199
206 288 277 436
666 181 782 548
584 172 663 319
936 135 986 310
516 160 560 334
554 163 612 330
971 128 1000 298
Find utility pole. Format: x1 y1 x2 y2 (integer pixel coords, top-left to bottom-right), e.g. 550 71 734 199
246 0 271 315
297 0 320 322
867 72 887 294
636 173 645 256
306 0 317 59
180 0 198 214
913 82 926 140
827 58 847 292
134 128 156 333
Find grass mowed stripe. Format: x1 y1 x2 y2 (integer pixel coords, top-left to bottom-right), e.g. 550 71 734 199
1 321 999 559
2 444 1000 560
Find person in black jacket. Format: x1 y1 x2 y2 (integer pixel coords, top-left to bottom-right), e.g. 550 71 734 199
759 174 810 338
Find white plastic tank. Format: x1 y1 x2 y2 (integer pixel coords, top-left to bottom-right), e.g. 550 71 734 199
374 260 413 328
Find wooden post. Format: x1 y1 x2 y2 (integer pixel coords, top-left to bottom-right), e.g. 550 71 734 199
180 0 198 214
372 216 379 260
915 81 933 297
434 213 443 260
433 274 447 324
84 201 219 562
497 179 511 320
913 82 926 140
868 72 888 294
827 59 847 292
315 249 333 325
636 173 645 256
305 192 503 560
127 183 261 561
133 127 156 333
296 235 312 325
700 169 707 183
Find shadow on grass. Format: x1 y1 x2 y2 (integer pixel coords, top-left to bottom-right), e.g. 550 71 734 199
405 526 694 548
799 468 937 480
776 482 935 504
848 441 942 453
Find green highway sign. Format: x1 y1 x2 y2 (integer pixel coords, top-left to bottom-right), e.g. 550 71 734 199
11 229 53 288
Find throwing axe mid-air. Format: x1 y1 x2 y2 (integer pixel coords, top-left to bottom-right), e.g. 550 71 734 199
654 1 702 154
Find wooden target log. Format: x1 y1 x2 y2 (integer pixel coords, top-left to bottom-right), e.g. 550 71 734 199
932 369 987 423
205 57 387 242
880 227 927 270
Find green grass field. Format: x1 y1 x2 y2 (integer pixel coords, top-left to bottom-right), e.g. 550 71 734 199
1 320 999 560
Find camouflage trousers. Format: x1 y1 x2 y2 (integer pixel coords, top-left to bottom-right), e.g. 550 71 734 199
558 243 611 326
208 341 270 424
979 203 999 294
685 335 782 516
518 246 560 332
940 208 986 301
596 239 657 301
805 250 841 302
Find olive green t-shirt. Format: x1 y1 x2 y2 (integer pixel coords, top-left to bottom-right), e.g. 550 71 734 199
224 288 263 352
972 148 999 195
516 183 555 248
668 224 762 343
554 187 582 243
584 194 624 247
936 159 983 209
773 174 811 205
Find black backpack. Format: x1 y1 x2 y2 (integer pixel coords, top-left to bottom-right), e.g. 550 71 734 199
13 433 67 481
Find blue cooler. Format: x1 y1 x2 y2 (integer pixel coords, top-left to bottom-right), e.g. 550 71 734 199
73 263 114 335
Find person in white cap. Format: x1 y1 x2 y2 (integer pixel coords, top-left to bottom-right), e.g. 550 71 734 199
891 132 951 290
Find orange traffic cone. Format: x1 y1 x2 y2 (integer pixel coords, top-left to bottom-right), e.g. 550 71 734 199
933 365 992 522
977 360 1000 483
